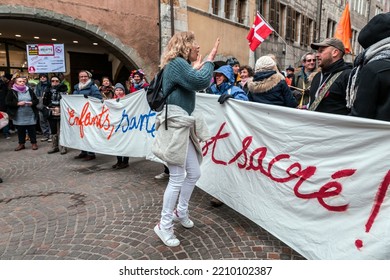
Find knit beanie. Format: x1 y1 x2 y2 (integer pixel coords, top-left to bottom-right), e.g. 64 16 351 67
358 12 390 49
131 69 145 80
114 83 125 91
255 56 276 72
226 57 240 67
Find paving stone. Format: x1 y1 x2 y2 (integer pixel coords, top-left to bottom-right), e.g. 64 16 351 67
0 136 305 260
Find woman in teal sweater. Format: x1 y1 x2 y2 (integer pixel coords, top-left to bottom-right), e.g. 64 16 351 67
153 31 220 247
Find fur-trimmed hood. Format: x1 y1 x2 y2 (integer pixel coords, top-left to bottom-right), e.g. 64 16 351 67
247 71 284 94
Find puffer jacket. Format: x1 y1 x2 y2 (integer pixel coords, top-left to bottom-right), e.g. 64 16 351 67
247 70 297 108
73 80 102 99
206 65 248 101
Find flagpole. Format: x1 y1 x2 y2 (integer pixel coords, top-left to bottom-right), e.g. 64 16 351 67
257 12 296 62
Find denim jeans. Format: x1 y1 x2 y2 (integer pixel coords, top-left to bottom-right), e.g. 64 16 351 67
39 111 51 137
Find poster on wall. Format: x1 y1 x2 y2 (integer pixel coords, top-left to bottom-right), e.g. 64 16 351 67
26 44 66 73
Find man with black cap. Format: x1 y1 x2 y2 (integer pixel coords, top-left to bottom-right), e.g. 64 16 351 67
308 38 352 115
346 12 390 122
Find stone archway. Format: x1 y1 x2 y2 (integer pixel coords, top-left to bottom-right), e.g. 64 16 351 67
0 5 153 79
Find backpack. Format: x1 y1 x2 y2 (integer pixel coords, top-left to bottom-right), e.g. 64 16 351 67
146 68 164 112
146 68 176 129
146 68 171 112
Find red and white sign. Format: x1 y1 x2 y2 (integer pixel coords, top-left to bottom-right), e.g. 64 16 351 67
26 44 66 73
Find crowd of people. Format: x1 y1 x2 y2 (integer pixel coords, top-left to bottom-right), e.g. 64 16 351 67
1 13 389 249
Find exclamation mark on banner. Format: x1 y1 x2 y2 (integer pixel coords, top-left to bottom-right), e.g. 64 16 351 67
355 170 390 250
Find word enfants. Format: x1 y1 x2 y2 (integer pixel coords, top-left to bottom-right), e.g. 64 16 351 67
67 102 156 139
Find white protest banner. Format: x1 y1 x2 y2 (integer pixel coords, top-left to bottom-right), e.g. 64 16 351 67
195 93 390 260
60 91 390 259
60 90 156 157
26 44 66 73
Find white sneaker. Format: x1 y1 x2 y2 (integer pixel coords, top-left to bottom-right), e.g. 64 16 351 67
154 172 169 180
154 224 180 247
173 209 194 229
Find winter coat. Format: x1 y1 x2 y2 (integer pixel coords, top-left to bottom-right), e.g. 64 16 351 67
0 79 8 111
73 80 102 99
309 59 352 115
6 87 39 120
35 81 50 98
43 83 68 108
152 105 210 167
247 70 297 108
350 59 390 121
206 65 248 101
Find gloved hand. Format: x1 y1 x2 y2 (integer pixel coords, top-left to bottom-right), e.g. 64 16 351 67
83 94 89 99
218 94 233 104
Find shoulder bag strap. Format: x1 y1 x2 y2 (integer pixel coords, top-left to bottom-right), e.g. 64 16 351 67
308 71 343 111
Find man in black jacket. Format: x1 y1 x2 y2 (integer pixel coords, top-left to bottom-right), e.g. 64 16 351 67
309 38 352 115
346 12 390 122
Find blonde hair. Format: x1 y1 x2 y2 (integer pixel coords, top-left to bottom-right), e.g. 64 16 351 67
160 31 196 68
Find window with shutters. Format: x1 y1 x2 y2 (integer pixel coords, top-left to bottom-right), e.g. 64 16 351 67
225 0 231 19
300 15 306 46
293 10 298 42
286 6 292 42
279 4 286 38
211 0 249 24
258 0 267 18
300 16 312 47
269 0 280 34
326 19 337 38
237 0 246 24
212 0 219 16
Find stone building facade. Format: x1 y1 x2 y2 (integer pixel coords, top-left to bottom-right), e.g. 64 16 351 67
0 0 388 85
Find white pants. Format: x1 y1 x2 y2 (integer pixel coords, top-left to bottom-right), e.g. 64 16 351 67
159 140 200 230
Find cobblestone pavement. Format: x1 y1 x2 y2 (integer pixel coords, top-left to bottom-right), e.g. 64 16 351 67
0 134 304 260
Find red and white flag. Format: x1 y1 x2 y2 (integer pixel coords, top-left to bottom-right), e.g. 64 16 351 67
246 12 273 51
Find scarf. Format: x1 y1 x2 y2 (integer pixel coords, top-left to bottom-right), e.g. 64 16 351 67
78 79 92 90
239 77 248 88
346 37 390 108
134 81 145 90
12 84 27 93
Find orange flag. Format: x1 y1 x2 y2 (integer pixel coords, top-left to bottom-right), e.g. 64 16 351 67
334 2 352 54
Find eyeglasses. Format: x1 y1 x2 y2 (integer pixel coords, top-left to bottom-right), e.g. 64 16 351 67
305 59 316 62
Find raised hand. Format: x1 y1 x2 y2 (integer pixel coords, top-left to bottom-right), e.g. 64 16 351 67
207 38 220 62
